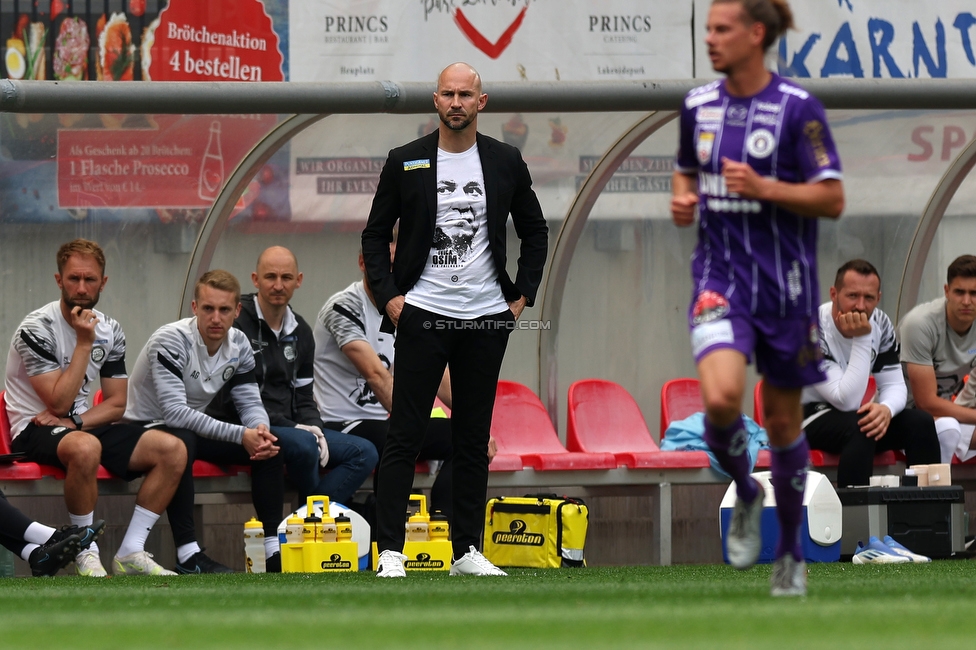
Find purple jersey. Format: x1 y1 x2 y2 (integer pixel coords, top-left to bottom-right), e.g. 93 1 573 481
676 74 842 319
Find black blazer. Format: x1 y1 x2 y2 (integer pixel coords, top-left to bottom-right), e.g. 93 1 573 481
362 130 548 331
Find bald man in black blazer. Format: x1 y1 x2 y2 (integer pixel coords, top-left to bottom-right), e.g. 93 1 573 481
362 62 548 578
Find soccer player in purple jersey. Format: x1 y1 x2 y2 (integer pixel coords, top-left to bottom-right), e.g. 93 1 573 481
671 0 844 596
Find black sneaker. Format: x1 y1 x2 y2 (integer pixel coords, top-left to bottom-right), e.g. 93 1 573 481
50 519 106 552
265 552 281 573
30 533 82 577
175 550 234 574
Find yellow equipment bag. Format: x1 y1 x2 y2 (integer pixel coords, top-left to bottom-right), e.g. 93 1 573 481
483 494 588 568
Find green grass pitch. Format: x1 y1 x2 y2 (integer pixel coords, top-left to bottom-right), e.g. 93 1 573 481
0 562 972 649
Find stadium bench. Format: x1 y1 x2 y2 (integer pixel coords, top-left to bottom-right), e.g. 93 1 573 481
0 390 252 501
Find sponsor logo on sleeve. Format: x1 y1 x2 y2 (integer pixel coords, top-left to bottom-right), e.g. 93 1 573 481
778 83 809 100
804 120 831 167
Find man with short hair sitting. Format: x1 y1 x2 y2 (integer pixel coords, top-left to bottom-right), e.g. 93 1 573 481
802 259 940 487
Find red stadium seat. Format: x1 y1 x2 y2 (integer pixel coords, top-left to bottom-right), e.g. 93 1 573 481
659 377 764 468
568 378 709 469
0 391 51 480
490 380 616 470
660 378 705 437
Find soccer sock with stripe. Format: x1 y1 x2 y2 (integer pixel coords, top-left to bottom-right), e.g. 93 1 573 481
771 433 809 562
704 414 758 503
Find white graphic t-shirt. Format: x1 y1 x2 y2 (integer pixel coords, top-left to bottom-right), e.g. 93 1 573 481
405 144 507 319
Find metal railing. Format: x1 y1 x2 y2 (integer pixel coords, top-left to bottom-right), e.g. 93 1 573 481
4 77 975 425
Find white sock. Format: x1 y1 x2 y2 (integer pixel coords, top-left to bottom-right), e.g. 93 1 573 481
264 536 280 558
21 544 39 561
177 542 202 564
24 522 56 545
116 505 160 558
69 512 98 555
935 420 958 464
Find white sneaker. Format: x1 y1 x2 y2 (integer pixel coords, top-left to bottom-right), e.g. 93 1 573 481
770 555 807 597
113 551 177 576
75 549 108 577
726 481 764 570
450 546 507 576
375 550 407 578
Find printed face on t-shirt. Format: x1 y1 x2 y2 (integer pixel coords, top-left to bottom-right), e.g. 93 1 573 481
433 178 484 263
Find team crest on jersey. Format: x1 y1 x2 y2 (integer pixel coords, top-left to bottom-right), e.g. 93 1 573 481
692 290 730 325
697 132 715 164
221 366 235 382
747 129 776 159
809 324 819 344
282 343 296 362
90 347 105 363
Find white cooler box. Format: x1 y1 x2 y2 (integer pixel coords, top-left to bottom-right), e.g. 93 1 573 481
720 471 842 564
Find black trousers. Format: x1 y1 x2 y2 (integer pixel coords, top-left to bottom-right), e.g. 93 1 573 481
804 404 941 487
0 489 34 557
375 303 513 558
164 428 285 544
327 417 454 521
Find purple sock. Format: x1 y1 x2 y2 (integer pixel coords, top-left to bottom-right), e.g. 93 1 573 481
703 415 758 503
771 433 810 561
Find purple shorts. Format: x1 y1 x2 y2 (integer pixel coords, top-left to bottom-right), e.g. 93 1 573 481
688 289 825 388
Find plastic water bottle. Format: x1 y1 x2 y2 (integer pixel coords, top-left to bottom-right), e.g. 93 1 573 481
429 512 450 542
303 515 322 543
405 493 430 541
285 515 304 546
406 512 429 542
244 518 266 574
335 515 353 542
321 512 338 543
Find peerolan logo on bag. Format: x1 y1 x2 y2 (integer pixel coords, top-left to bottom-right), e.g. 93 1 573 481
320 553 352 570
404 552 445 569
491 519 544 546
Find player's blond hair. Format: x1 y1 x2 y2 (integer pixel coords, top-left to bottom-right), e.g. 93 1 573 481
195 269 241 303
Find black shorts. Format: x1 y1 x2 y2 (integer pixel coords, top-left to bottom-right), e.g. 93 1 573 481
10 422 152 481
